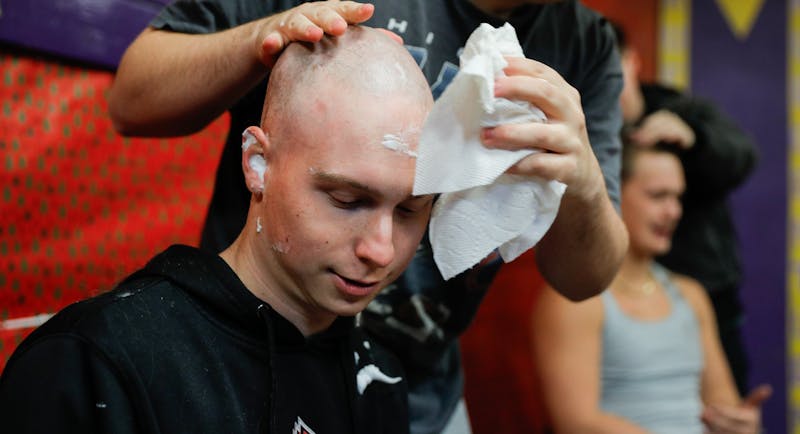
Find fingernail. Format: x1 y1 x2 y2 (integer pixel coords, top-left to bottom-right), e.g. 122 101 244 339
482 128 495 142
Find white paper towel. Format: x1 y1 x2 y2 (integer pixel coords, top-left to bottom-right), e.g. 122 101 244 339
413 23 566 280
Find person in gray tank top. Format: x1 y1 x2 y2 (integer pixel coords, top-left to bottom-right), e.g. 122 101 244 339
531 143 770 434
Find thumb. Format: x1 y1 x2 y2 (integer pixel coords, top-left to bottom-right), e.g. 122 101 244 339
743 384 772 408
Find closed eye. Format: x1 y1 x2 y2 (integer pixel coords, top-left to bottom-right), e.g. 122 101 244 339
328 192 369 210
397 196 433 215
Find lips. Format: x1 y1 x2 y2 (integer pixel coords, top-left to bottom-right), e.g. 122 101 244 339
651 223 675 239
333 272 382 298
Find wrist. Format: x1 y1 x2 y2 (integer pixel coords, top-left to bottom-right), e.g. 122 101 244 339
244 17 277 68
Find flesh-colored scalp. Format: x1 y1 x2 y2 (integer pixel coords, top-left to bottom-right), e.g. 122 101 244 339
262 26 432 135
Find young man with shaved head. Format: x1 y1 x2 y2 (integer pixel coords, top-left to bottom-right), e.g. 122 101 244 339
0 27 433 434
109 1 628 432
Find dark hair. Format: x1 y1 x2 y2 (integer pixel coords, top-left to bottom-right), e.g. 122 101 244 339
621 138 683 183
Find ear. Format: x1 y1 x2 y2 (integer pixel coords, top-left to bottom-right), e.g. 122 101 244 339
242 126 270 194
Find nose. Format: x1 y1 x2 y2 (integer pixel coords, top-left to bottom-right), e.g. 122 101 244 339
355 212 395 268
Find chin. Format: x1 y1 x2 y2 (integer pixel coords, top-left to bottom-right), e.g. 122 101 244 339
652 242 672 256
329 298 373 318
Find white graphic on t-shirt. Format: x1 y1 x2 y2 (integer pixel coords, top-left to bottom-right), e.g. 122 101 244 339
425 32 435 45
387 17 407 33
356 364 402 395
384 294 449 343
405 45 428 69
429 60 459 99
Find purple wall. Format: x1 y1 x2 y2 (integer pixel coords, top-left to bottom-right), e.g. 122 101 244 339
691 1 787 433
0 0 169 68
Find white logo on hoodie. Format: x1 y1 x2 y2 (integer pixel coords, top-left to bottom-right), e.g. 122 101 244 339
292 416 316 434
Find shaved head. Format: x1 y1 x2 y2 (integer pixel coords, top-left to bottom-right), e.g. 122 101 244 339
230 26 434 333
263 26 432 138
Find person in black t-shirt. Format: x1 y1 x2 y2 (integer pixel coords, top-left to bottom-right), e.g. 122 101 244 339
109 2 629 432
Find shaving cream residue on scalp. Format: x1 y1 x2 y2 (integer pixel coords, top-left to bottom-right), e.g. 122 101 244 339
381 128 419 158
392 61 407 83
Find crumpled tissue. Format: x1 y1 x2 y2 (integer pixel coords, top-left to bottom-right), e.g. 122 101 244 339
413 22 566 280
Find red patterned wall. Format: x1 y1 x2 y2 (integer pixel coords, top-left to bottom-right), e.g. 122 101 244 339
461 250 550 433
0 49 228 370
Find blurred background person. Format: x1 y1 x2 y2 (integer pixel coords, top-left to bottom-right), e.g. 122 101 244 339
531 142 770 434
614 21 758 395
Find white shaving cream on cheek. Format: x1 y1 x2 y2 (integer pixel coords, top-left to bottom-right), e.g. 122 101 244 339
271 243 288 254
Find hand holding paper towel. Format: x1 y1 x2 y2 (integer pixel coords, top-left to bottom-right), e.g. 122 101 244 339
413 23 566 280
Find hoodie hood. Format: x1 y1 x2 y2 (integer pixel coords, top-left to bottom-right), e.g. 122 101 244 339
135 244 353 347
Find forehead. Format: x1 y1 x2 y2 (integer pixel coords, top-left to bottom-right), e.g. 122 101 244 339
275 95 422 186
290 87 424 150
629 151 685 186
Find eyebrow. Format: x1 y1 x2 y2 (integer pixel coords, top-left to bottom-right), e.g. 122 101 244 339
312 170 426 201
312 171 383 197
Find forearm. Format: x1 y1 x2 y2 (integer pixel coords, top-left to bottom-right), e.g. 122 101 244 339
553 413 650 434
110 24 268 137
672 100 757 194
535 182 627 301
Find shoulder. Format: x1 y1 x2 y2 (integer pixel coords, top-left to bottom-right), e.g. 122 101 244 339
561 1 617 55
540 1 610 30
12 274 182 363
533 285 605 330
0 281 161 431
670 272 714 320
537 1 618 59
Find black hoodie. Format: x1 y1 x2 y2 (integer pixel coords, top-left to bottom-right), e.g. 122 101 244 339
0 245 409 434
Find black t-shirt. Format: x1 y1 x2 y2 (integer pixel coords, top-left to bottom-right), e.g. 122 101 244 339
151 2 623 432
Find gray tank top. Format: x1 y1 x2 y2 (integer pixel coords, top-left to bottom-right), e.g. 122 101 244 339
600 263 704 434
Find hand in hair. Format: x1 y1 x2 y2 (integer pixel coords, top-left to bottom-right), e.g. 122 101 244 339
628 109 696 150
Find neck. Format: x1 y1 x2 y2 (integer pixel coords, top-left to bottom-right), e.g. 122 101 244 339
468 0 528 17
220 227 335 337
612 251 655 291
